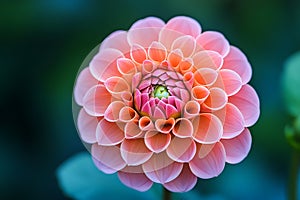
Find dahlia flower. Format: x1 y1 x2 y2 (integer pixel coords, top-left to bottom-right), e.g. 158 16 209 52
73 16 260 192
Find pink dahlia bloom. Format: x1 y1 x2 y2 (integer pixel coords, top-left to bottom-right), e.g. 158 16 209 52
73 16 260 192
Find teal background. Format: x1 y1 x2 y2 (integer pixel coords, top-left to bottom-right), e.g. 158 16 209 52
1 0 300 199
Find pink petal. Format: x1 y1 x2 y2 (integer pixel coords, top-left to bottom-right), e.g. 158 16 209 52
128 17 164 47
193 68 218 87
90 48 124 82
91 144 126 173
155 118 175 134
163 164 197 192
196 31 230 57
83 85 112 116
104 76 130 96
164 16 201 38
96 118 124 146
192 113 223 144
183 100 201 119
166 137 196 162
120 138 153 166
217 69 242 96
191 85 210 104
130 44 147 64
202 87 228 111
172 118 194 138
192 50 223 70
178 58 193 75
214 103 245 139
124 120 143 139
119 106 138 123
117 58 137 77
145 130 171 153
221 128 252 164
74 67 98 106
228 84 260 127
142 60 155 74
148 42 167 62
92 157 116 174
168 49 183 68
77 108 98 143
104 101 125 122
118 171 153 192
100 31 131 54
121 91 133 107
222 46 252 84
189 142 226 179
183 71 194 90
142 151 183 183
152 106 166 119
171 35 196 58
138 116 154 131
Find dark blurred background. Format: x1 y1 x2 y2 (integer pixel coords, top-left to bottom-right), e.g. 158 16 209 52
1 0 300 199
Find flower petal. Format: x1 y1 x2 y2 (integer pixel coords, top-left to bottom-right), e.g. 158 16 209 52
130 44 147 64
120 138 153 166
100 31 130 54
104 101 125 122
118 171 153 192
96 119 124 146
191 85 210 104
183 100 201 119
90 48 124 82
91 144 126 173
83 85 112 116
104 76 130 96
192 50 223 70
163 164 197 192
202 87 228 111
117 58 137 78
193 68 218 87
164 16 201 38
192 113 223 144
148 41 167 62
196 31 230 57
139 116 154 131
228 84 260 127
142 151 183 184
217 69 242 96
168 49 183 68
172 118 194 138
145 130 171 153
221 128 252 164
124 120 143 139
171 35 196 58
74 67 98 106
166 137 196 162
119 106 138 123
155 118 176 134
214 103 245 139
189 142 226 179
77 108 98 143
222 46 252 84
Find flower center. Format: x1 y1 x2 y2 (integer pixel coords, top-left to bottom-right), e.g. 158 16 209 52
153 85 169 99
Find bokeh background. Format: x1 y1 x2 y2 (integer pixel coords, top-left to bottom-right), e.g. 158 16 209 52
1 0 300 199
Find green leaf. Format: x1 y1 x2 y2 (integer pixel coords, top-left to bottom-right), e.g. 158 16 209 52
56 152 159 200
282 51 300 116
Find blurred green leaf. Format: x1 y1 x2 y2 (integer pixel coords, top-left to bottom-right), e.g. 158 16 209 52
285 123 300 150
282 51 300 116
56 152 159 200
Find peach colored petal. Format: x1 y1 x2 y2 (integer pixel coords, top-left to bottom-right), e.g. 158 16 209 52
183 100 201 119
121 91 133 107
192 113 223 144
92 157 117 174
104 101 125 122
142 151 183 184
197 143 215 159
118 171 153 192
100 31 130 54
193 68 218 86
202 87 228 111
192 50 223 70
139 116 154 131
172 118 194 138
117 58 137 79
183 71 194 90
104 76 130 96
166 137 196 162
217 69 242 96
171 35 196 57
120 138 153 166
145 130 171 153
124 120 143 139
178 58 193 75
155 118 175 134
142 60 155 75
77 108 99 144
130 44 147 64
222 46 252 84
119 106 138 123
221 128 252 164
229 84 260 127
132 72 142 90
163 164 197 192
196 31 230 57
191 85 210 104
168 49 183 68
90 48 124 82
152 106 166 119
148 41 167 62
189 142 225 179
91 144 126 173
83 85 112 116
164 16 201 38
214 103 245 139
96 119 124 146
74 67 98 106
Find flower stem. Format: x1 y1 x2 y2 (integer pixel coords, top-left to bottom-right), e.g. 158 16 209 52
163 187 171 200
288 148 300 200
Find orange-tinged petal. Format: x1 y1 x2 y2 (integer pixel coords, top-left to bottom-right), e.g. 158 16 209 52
166 137 196 162
104 101 125 122
202 87 228 111
139 116 154 131
193 50 223 70
183 100 201 119
214 69 242 96
96 118 124 146
155 118 176 134
191 85 210 104
168 49 183 68
171 35 196 58
148 41 167 62
130 44 147 64
145 130 171 153
104 76 130 97
193 68 218 86
124 120 143 139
